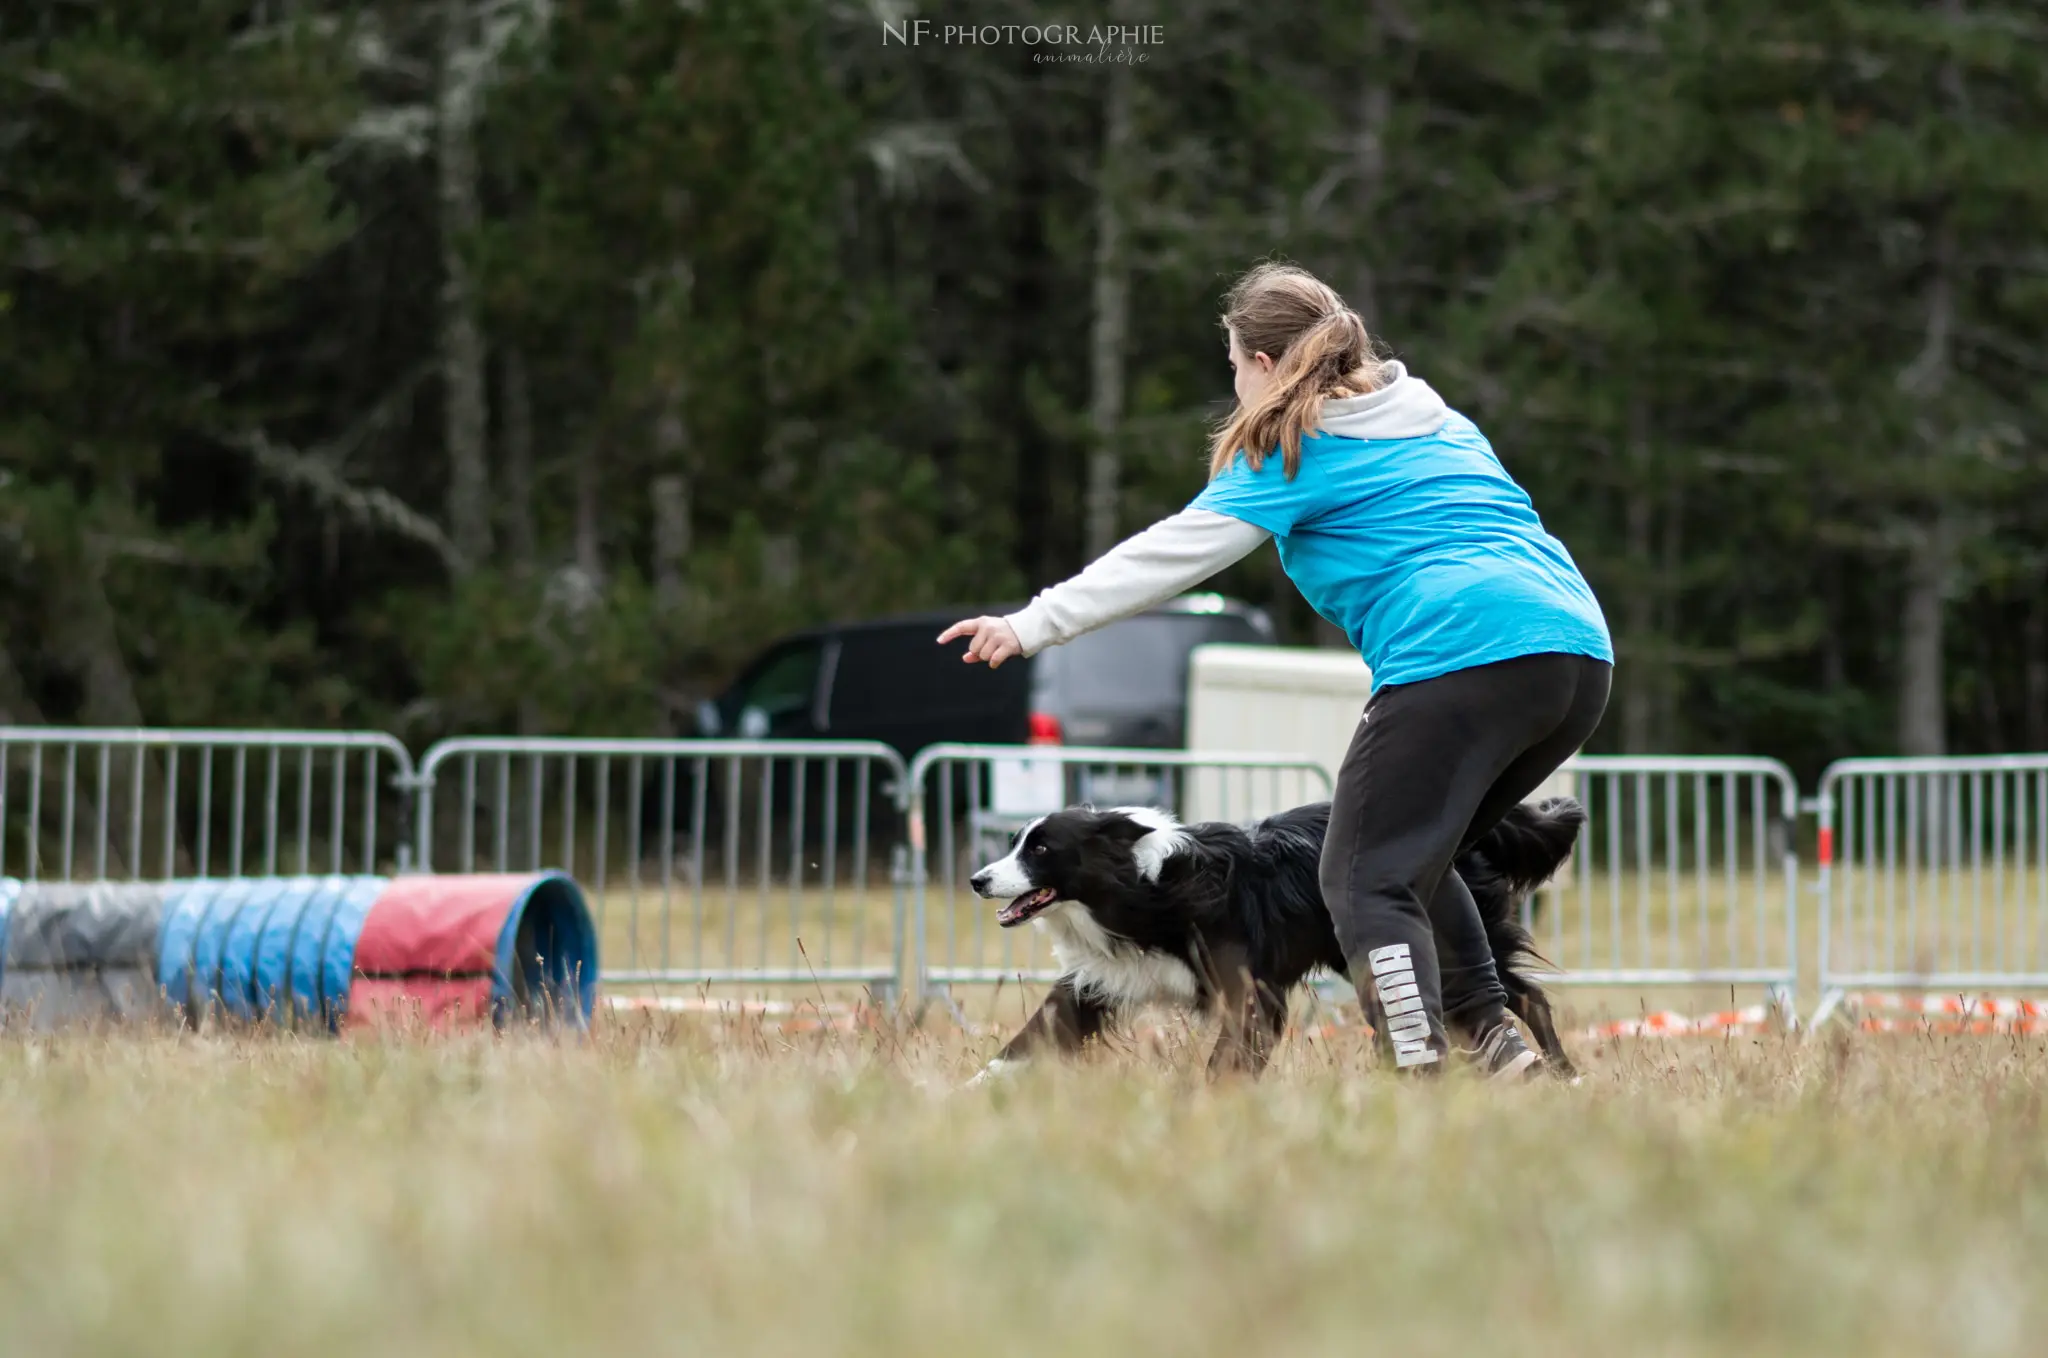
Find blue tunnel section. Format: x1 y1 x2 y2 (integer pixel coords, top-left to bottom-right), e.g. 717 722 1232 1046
158 876 389 1031
493 872 601 1029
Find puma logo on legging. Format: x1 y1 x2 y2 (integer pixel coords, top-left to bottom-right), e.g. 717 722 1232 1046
1369 943 1439 1067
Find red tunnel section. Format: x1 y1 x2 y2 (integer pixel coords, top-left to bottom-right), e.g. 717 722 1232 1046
347 874 554 1032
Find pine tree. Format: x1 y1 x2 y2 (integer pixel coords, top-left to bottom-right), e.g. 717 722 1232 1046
0 2 362 726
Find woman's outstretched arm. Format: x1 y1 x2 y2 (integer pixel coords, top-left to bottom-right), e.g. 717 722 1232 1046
939 508 1270 667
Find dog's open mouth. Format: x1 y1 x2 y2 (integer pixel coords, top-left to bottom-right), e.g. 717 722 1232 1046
996 887 1058 928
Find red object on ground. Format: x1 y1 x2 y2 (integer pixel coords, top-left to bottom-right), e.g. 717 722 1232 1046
344 874 528 1033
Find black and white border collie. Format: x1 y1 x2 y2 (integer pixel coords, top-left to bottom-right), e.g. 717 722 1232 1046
966 798 1585 1082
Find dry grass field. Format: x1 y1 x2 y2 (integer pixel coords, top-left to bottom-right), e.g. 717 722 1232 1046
1 1014 2044 1358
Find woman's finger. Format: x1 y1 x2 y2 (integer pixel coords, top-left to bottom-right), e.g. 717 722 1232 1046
978 622 1019 669
947 617 991 663
939 616 1017 666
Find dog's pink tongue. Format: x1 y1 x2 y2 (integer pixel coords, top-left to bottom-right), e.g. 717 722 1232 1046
998 889 1046 926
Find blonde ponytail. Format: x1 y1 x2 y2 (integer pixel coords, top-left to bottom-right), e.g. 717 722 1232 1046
1208 264 1387 481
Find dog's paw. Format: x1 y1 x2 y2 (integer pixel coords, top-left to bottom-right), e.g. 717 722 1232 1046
959 1057 1023 1091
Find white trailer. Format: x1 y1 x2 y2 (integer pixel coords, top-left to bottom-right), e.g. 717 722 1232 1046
1183 643 1576 883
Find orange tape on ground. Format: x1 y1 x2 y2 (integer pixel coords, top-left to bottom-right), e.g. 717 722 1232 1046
1847 991 2048 1019
1580 1007 1772 1040
1857 1016 2048 1035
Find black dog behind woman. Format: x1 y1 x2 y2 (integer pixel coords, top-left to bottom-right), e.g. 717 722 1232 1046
966 796 1586 1084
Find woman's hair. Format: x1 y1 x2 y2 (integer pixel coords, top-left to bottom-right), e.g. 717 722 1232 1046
1208 262 1389 481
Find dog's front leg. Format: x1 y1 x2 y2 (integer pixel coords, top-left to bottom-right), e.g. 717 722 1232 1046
1204 946 1286 1081
966 976 1111 1086
1507 989 1579 1081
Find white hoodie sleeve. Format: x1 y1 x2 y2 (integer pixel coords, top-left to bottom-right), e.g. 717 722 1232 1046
1003 508 1271 657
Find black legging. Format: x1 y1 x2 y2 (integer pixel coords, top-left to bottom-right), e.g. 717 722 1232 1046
1318 651 1611 1069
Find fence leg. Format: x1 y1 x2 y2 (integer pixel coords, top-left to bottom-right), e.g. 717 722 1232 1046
403 768 433 876
1766 982 1799 1032
1808 988 1847 1033
906 793 930 1007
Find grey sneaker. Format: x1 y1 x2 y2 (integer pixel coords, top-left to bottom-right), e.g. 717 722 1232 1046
1465 1016 1541 1081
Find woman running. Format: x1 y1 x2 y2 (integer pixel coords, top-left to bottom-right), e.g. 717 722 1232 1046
937 261 1612 1079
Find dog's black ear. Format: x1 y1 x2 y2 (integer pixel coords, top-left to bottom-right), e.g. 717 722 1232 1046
1096 812 1155 845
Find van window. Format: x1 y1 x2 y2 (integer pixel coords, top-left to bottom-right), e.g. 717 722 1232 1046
830 626 987 724
1049 615 1265 711
729 641 825 722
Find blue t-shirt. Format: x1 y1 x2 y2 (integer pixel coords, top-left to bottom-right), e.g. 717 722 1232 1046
1189 411 1612 690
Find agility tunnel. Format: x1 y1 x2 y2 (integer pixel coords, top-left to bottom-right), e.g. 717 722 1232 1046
0 872 597 1034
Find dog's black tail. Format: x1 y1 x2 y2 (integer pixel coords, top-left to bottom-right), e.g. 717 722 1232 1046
1462 795 1583 957
1469 796 1586 898
1458 797 1586 1076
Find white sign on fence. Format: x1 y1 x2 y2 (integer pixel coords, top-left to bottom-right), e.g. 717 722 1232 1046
990 757 1064 815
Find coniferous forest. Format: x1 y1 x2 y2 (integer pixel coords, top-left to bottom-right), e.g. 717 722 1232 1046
5 1 2047 785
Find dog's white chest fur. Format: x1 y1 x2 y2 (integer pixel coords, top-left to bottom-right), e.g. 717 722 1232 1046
1035 903 1199 1008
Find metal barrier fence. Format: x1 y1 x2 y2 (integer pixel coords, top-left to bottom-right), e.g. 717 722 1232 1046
904 743 1333 998
1814 756 2048 1026
1530 756 1803 1018
0 728 415 881
18 723 2048 1029
411 737 910 995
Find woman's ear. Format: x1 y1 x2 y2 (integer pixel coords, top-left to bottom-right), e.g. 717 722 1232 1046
1255 351 1275 373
